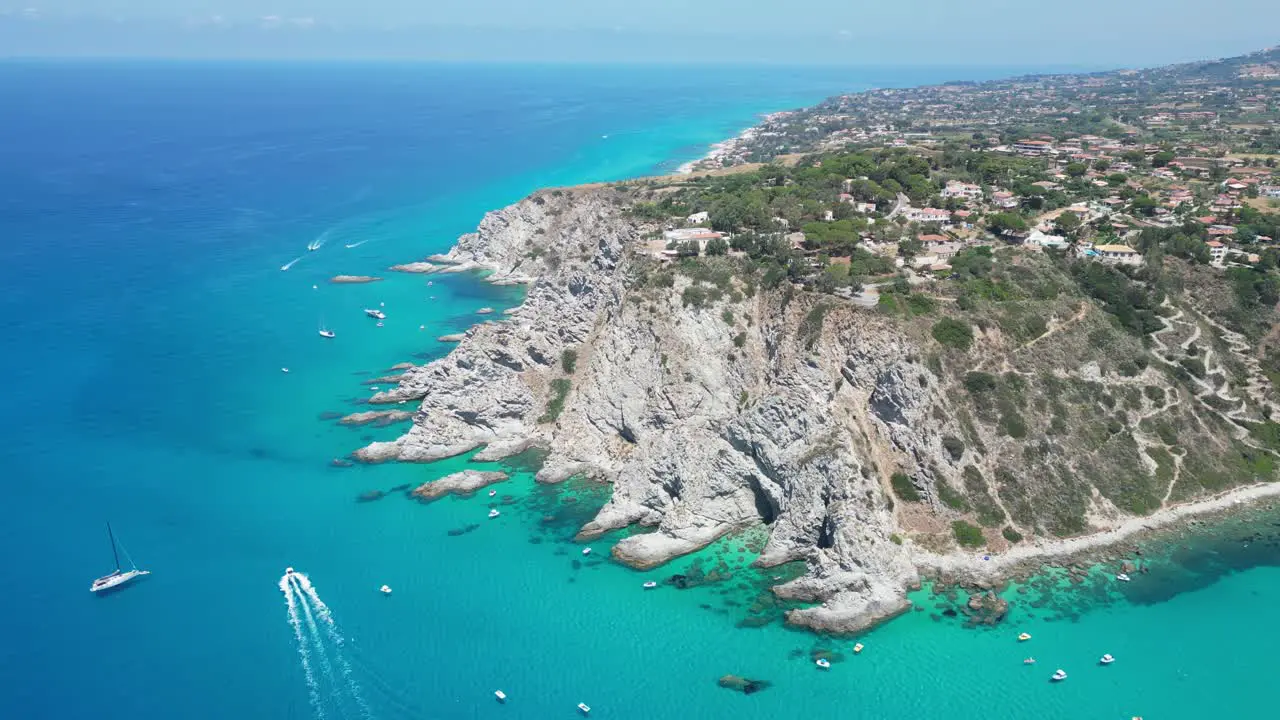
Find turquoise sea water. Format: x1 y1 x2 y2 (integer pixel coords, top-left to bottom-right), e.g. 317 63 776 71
2 61 1277 719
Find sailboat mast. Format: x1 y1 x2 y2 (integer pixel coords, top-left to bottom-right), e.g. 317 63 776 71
107 522 121 571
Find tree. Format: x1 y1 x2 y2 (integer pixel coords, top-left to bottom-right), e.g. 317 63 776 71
1055 211 1082 236
1065 162 1088 178
1152 150 1175 167
897 237 924 260
705 236 729 256
987 212 1028 236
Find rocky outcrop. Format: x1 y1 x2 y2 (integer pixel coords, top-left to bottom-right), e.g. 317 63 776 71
389 262 437 274
412 470 509 500
340 410 413 427
329 275 382 284
437 333 466 343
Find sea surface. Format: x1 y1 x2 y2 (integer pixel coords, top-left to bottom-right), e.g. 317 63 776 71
1 60 1277 720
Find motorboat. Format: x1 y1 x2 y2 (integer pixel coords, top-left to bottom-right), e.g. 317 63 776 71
1051 669 1068 682
376 321 384 328
281 367 290 373
365 308 386 320
319 329 336 339
488 509 501 518
1100 654 1115 665
577 703 590 715
1117 573 1131 582
1018 633 1032 642
582 547 592 556
1023 657 1036 665
489 490 497 497
853 643 864 654
380 585 392 595
815 658 831 669
90 523 150 593
494 690 506 703
643 581 657 589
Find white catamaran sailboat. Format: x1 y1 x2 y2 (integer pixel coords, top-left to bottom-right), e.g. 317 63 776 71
90 523 150 593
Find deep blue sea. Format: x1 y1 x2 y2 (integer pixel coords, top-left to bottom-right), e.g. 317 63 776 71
2 60 1278 720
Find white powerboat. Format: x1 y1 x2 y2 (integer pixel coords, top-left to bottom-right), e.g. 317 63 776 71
488 509 500 519
815 658 831 669
489 490 497 497
643 581 657 589
582 547 592 556
1051 669 1068 682
376 321 384 328
90 523 150 593
577 703 590 714
494 690 506 703
364 308 386 320
1100 654 1115 665
319 329 336 339
1117 573 1131 582
380 585 392 595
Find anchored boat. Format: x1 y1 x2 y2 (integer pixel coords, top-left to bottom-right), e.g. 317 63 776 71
90 522 150 593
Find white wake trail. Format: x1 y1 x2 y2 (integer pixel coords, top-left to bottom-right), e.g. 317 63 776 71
308 227 334 251
344 239 370 249
291 576 344 717
281 256 303 271
280 575 325 719
295 574 373 719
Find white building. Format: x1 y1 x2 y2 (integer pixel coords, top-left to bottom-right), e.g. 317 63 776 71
905 207 952 224
1086 243 1143 267
942 181 982 200
686 211 710 225
1025 230 1069 250
1206 240 1228 267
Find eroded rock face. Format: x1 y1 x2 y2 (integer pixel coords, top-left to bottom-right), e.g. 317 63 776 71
361 188 922 633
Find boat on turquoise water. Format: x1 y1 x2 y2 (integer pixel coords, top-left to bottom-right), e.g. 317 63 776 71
380 584 392 595
582 547 592 556
577 702 590 714
318 329 336 339
364 308 386 320
90 523 150 594
1023 657 1036 665
494 690 506 703
643 581 657 589
1100 654 1115 665
488 509 500 519
1117 573 1131 582
815 658 831 669
1051 669 1068 682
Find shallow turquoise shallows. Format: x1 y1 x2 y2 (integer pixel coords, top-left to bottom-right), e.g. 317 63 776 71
1 61 1276 720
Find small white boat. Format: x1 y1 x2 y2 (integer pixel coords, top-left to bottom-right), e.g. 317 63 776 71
582 547 592 556
1051 669 1068 682
312 284 318 289
488 509 500 519
1117 573 1131 582
494 690 506 703
643 581 657 589
1100 654 1115 665
489 490 497 497
90 523 150 594
319 329 336 339
380 585 392 595
419 324 425 330
1023 657 1036 665
815 658 831 669
285 567 294 575
281 367 290 373
376 321 384 327
577 703 590 714
427 281 434 286
364 308 386 320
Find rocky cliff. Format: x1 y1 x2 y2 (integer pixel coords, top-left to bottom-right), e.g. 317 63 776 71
362 186 1280 634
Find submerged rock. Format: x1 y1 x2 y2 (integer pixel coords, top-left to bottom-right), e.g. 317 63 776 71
329 458 354 468
340 410 413 427
389 262 437 274
718 675 771 695
329 275 383 284
357 490 386 503
437 333 467 342
447 523 481 537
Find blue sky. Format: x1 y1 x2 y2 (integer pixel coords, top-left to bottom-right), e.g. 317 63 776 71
1 2 1277 65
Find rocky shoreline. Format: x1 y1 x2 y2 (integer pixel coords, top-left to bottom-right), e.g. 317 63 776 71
357 183 1280 636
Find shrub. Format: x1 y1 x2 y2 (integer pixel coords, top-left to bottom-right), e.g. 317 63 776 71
964 371 998 394
942 435 965 461
890 533 904 545
931 317 974 351
537 379 572 423
721 309 734 325
1001 526 1024 543
561 348 578 374
936 479 969 511
890 472 921 502
952 520 985 548
733 332 747 348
